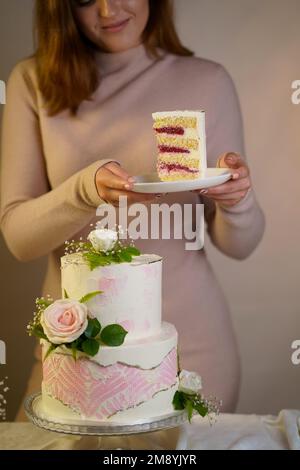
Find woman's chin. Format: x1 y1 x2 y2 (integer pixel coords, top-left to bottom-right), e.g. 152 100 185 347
96 37 142 54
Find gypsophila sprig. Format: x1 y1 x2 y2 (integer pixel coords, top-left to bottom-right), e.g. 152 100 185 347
27 295 54 339
172 390 221 423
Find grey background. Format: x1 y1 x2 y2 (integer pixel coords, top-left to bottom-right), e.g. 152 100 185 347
0 0 299 420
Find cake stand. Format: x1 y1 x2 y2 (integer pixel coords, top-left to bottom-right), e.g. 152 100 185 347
24 393 189 449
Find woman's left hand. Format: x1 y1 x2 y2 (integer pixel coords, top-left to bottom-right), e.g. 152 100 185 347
192 152 252 207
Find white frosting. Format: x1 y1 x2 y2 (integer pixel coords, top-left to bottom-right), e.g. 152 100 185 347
61 253 162 341
39 382 179 424
152 109 205 118
41 322 177 369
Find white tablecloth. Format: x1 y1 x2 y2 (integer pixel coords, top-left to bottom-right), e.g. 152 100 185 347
0 410 299 450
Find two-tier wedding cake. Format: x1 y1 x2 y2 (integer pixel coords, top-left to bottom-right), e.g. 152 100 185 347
27 228 215 424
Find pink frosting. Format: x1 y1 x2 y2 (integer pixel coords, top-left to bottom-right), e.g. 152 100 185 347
43 347 178 419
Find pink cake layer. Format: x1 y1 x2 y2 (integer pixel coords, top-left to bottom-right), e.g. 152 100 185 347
154 126 185 135
42 347 178 420
157 162 199 174
158 145 190 154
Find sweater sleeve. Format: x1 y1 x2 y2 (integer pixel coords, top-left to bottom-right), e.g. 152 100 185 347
203 64 265 259
0 61 118 262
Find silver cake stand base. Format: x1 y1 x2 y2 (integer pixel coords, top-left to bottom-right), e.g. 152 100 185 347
24 393 189 441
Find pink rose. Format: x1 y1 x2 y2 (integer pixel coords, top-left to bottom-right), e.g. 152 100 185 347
41 299 88 344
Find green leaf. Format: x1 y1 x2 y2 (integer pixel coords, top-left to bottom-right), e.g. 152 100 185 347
186 399 194 423
80 291 103 304
64 289 69 299
172 391 186 410
124 246 140 256
71 342 77 361
44 343 57 360
100 324 128 347
83 252 111 270
32 324 48 340
118 251 132 262
193 399 209 418
82 338 100 356
84 318 101 339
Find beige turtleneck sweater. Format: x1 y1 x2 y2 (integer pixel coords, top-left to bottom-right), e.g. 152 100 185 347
0 44 265 412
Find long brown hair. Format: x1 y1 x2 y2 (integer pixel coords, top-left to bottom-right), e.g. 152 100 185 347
34 0 193 116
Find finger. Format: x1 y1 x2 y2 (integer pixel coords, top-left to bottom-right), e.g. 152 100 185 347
97 167 131 191
217 152 244 169
105 162 134 183
230 165 249 180
205 178 251 195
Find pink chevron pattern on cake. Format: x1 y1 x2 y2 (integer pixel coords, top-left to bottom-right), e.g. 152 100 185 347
43 347 177 419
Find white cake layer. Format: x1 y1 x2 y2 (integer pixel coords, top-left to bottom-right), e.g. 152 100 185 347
152 109 205 118
40 382 179 424
61 253 162 341
41 322 177 369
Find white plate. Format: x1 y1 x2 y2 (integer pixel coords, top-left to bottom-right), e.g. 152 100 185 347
132 168 232 193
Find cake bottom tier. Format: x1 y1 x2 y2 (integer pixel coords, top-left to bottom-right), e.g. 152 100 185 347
41 323 179 423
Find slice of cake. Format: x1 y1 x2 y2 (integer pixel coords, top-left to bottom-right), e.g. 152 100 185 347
152 110 207 181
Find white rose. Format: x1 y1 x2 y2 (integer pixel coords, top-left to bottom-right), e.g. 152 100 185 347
87 228 118 252
41 299 88 345
178 370 202 395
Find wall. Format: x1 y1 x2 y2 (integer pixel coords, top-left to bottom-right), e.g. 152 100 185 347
0 0 299 419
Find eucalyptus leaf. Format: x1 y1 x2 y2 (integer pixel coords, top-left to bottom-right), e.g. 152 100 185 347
64 289 69 299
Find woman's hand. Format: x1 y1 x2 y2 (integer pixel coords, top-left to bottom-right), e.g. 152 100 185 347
95 162 158 207
193 152 252 207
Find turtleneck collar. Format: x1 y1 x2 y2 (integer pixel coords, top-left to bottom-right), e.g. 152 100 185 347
94 43 163 76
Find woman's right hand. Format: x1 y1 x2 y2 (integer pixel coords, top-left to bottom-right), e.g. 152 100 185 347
95 162 159 207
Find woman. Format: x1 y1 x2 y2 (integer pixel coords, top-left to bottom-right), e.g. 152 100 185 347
0 0 265 420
